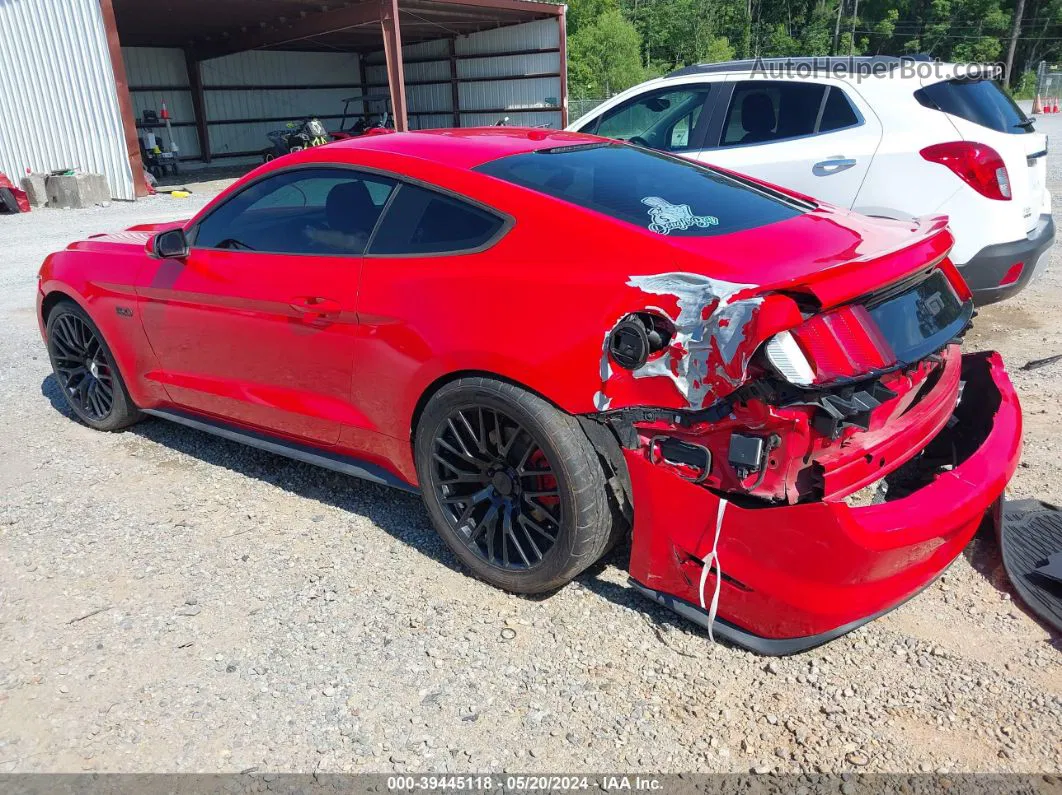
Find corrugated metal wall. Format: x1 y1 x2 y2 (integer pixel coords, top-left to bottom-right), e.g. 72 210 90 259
201 51 362 158
362 18 562 129
368 39 453 130
123 47 201 160
120 18 560 168
0 0 134 200
456 19 561 128
123 48 362 163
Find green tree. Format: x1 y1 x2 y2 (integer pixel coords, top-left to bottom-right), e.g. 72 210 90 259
567 0 1048 97
567 0 621 36
569 9 646 97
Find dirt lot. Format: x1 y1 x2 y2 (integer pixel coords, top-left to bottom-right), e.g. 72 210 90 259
1 129 1059 775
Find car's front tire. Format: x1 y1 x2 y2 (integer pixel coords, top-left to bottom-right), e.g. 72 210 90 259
415 377 615 594
45 300 143 431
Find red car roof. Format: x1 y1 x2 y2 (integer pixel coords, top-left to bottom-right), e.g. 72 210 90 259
327 128 602 169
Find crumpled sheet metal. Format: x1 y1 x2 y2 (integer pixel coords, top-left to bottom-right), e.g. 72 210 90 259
598 272 799 411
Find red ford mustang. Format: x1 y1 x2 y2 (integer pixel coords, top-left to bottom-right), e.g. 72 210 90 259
37 129 1022 654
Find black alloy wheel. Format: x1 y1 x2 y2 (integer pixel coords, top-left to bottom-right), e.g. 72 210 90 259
414 377 617 594
45 300 142 431
49 312 115 422
431 405 562 570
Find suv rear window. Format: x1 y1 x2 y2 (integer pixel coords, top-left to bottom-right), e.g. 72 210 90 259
475 143 806 237
915 79 1033 134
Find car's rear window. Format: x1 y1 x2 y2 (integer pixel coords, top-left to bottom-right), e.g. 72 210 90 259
474 143 806 237
915 79 1033 134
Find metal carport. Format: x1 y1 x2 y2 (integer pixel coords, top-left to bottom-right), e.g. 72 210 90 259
0 0 566 201
113 0 567 196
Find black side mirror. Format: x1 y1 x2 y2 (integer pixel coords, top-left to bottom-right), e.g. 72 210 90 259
153 228 189 259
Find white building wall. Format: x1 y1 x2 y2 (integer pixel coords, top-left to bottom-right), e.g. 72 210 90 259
0 0 135 200
458 20 562 127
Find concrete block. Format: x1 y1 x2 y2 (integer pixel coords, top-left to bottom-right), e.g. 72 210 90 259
45 172 110 209
20 173 48 207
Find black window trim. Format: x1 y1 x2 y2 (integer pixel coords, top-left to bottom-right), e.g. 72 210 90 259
707 80 865 151
576 83 717 153
187 162 514 259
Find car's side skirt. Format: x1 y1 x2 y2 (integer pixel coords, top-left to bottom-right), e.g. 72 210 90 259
143 408 419 494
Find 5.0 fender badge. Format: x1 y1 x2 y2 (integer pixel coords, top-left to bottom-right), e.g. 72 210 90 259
641 196 719 235
116 306 133 317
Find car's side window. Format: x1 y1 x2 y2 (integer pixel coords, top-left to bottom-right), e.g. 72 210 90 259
584 88 712 152
668 108 700 149
193 168 397 255
368 183 505 256
719 81 860 147
818 86 861 132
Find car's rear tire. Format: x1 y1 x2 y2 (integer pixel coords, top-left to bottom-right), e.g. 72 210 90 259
45 300 143 431
415 377 615 594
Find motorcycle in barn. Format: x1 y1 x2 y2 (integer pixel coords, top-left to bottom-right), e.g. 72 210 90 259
261 117 331 163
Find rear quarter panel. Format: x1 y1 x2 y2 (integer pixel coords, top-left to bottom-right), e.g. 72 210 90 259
844 77 1033 264
353 188 660 441
934 112 1047 263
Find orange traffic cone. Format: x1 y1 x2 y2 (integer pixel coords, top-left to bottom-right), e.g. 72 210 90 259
1033 95 1044 114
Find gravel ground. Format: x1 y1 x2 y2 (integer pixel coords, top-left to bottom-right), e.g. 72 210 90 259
1 131 1060 776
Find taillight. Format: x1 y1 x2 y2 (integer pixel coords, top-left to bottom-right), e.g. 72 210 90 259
920 142 1011 200
792 305 896 381
764 331 815 385
766 305 898 385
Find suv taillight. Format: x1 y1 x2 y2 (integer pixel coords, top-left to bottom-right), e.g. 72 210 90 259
920 141 1011 200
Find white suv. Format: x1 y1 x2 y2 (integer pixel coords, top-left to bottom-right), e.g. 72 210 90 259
568 56 1053 303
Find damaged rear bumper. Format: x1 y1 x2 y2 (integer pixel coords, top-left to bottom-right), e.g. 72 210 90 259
625 352 1021 655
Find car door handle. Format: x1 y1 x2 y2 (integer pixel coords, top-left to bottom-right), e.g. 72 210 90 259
290 296 342 315
813 157 857 176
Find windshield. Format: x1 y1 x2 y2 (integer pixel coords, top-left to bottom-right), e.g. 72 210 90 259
474 143 807 237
